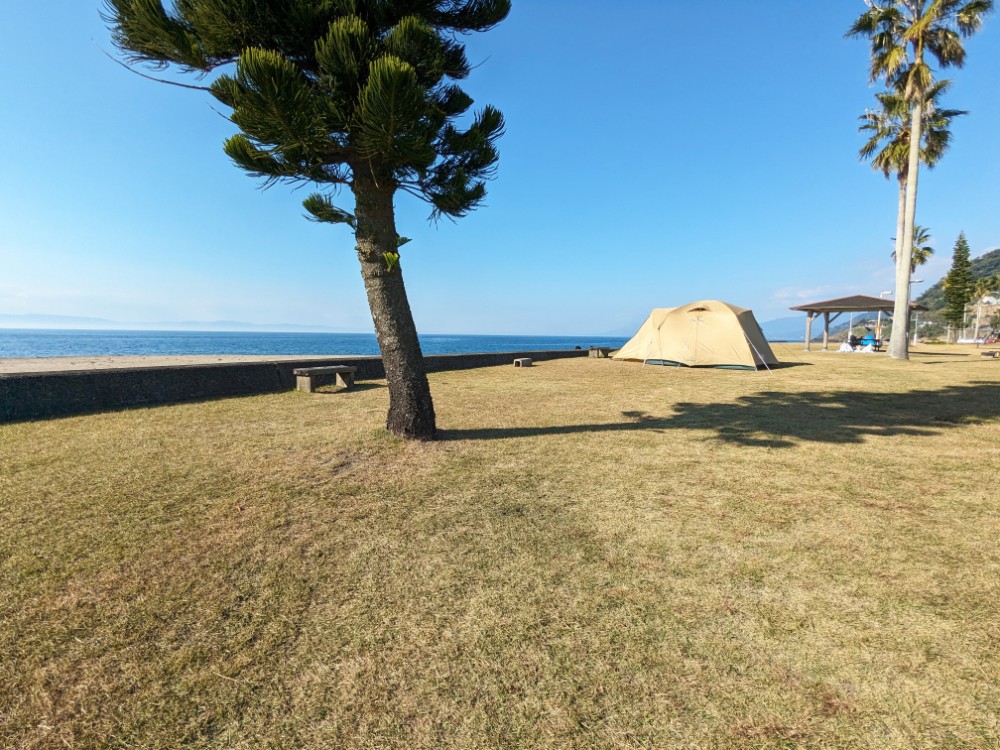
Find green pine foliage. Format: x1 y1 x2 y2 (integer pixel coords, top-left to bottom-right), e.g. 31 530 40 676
942 232 975 326
105 0 511 439
104 0 510 223
917 247 1000 312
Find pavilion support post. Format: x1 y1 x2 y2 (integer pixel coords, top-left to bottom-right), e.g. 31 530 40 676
823 312 830 351
804 314 814 351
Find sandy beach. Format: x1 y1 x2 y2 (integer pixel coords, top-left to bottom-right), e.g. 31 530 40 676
0 354 353 375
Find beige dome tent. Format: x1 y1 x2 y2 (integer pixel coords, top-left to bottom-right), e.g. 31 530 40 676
613 300 778 370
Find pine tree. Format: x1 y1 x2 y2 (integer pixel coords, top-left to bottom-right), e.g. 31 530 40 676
942 232 974 331
104 0 511 440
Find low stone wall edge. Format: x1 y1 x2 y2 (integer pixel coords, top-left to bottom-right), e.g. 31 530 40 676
0 350 587 423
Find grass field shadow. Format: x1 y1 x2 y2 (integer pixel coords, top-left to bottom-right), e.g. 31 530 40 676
314 381 386 394
764 361 813 369
444 381 1000 448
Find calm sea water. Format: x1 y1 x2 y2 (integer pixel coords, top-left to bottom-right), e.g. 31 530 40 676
0 329 629 359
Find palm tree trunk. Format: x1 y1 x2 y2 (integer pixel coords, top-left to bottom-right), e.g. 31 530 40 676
894 174 907 272
352 170 436 440
888 97 925 360
878 175 908 342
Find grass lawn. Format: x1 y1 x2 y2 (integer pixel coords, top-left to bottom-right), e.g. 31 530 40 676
2 344 999 749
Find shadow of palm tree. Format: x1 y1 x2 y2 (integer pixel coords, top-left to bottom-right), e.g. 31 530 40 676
441 381 1000 448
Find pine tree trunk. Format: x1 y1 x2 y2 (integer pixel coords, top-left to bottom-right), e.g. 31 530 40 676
352 170 436 440
887 97 924 361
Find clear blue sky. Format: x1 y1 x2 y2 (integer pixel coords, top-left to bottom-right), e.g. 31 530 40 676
1 2 997 335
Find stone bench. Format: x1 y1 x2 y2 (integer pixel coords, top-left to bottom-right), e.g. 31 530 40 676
294 365 357 393
513 358 532 367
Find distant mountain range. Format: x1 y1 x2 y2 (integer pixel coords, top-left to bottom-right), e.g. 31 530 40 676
0 313 346 333
759 316 810 341
8 249 997 338
761 247 1000 341
1 312 858 341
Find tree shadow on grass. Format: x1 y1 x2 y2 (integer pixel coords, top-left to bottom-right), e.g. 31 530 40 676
313 381 386 394
441 381 1000 448
767 361 813 369
911 350 977 357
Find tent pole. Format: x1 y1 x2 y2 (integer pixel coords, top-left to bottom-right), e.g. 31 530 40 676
744 332 773 373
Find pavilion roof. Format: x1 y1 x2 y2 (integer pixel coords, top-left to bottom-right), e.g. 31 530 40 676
789 294 928 314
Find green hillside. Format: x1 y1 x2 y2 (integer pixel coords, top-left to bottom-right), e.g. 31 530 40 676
916 246 1000 314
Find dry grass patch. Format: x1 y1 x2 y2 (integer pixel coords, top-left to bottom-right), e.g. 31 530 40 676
2 344 999 748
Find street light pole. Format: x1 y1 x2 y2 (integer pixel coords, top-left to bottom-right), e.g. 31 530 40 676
907 279 924 345
876 290 892 341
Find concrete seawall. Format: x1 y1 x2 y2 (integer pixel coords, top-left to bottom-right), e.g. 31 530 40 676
0 350 587 423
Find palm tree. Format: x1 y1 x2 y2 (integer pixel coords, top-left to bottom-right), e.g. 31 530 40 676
972 276 994 302
849 0 994 359
991 273 1000 298
859 82 964 274
891 224 935 272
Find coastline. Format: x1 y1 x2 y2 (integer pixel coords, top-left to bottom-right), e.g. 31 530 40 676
0 330 629 365
0 354 351 374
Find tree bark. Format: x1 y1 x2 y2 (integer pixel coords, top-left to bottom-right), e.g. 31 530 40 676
894 174 907 272
888 96 924 361
352 169 436 439
879 174 908 341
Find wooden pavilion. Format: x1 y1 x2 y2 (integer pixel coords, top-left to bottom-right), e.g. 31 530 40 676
790 294 928 351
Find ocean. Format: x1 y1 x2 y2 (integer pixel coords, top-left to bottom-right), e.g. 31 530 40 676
0 329 629 359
